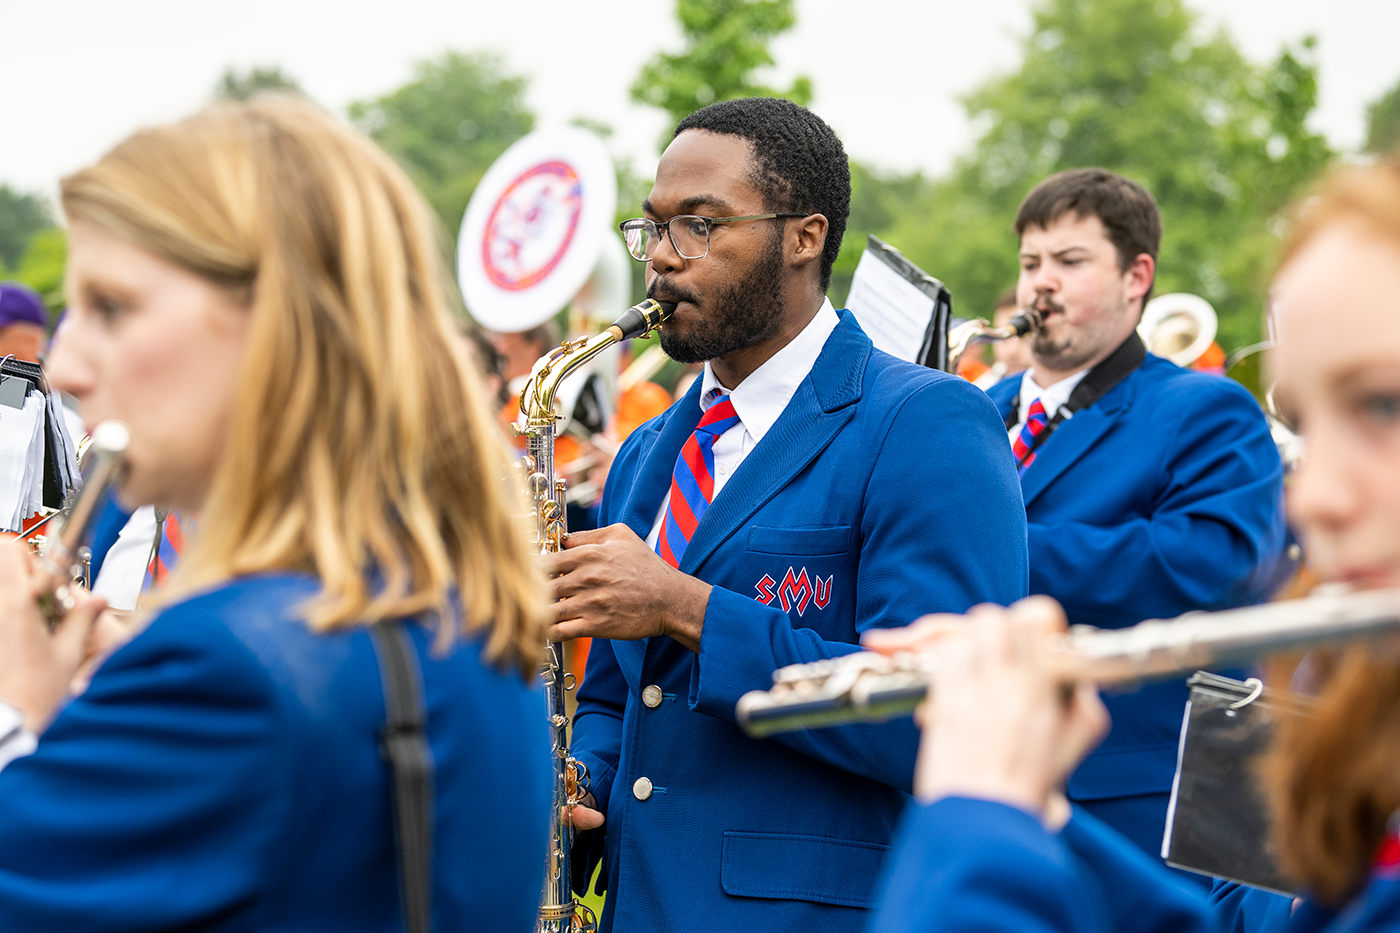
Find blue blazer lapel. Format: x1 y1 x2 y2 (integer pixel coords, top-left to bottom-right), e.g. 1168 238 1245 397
678 313 867 576
613 380 705 539
1020 370 1139 507
986 376 1020 426
605 381 703 679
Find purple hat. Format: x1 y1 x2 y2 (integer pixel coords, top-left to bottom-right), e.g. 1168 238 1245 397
0 283 48 329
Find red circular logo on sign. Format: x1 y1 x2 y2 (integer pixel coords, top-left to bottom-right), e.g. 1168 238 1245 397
481 160 583 291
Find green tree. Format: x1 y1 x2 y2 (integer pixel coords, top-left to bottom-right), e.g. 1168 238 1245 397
214 65 303 101
632 0 811 138
0 186 55 273
8 228 67 311
349 51 534 238
1365 77 1400 155
838 0 1332 354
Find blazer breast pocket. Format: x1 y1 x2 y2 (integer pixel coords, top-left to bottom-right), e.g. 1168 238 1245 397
747 524 853 557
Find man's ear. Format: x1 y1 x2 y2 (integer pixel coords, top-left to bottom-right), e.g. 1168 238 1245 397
1125 252 1155 313
789 213 829 269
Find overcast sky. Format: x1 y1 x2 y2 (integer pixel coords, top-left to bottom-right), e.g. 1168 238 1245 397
3 0 1398 207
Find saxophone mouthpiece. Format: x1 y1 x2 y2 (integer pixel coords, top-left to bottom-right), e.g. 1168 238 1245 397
611 299 677 340
1008 306 1045 337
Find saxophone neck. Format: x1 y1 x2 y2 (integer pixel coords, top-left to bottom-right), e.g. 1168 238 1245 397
518 298 675 430
520 330 620 430
945 306 1044 374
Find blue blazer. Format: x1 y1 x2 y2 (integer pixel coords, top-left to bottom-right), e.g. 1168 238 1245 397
873 796 1400 933
571 312 1029 932
0 574 551 932
870 797 1216 933
986 357 1289 841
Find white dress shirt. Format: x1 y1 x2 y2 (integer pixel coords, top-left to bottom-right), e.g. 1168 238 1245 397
0 700 36 773
646 298 840 548
1006 366 1091 446
91 505 159 611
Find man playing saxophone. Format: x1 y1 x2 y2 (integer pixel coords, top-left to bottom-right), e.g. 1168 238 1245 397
982 168 1289 864
542 96 1029 932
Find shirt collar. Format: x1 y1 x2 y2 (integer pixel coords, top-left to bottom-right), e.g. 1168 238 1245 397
698 297 839 443
1018 365 1091 422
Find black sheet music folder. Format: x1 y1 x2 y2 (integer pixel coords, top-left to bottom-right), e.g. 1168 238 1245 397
1162 671 1312 896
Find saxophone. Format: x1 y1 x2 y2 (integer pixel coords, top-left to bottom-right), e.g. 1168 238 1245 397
519 298 673 933
945 305 1043 373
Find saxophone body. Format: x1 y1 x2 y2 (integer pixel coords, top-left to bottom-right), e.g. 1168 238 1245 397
521 299 673 933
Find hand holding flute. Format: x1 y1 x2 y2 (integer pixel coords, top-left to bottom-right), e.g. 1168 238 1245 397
862 599 1108 823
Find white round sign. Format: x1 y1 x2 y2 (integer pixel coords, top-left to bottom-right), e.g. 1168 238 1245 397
457 126 618 332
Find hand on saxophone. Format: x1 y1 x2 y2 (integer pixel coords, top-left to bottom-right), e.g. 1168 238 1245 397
862 597 1109 828
544 524 711 653
566 792 605 831
0 537 109 733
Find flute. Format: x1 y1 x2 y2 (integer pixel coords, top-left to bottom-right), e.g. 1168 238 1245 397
735 587 1400 737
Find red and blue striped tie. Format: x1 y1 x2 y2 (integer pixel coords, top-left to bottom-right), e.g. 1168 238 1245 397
1011 398 1049 475
656 395 741 568
141 510 185 600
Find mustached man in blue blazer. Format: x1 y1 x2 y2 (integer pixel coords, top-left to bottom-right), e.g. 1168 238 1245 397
543 97 1029 933
984 168 1289 861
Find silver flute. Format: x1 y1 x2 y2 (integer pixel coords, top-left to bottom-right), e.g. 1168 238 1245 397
735 587 1400 737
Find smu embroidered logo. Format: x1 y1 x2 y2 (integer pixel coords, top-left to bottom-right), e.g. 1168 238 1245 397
755 568 833 616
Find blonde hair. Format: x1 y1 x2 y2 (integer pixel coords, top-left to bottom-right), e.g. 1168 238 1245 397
1280 156 1400 267
61 97 547 675
1258 154 1400 904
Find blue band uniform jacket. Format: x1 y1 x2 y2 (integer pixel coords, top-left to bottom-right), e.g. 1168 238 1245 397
0 574 551 932
986 355 1290 854
874 796 1400 933
570 311 1030 932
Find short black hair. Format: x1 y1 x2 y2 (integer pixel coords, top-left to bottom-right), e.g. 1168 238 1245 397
1015 168 1161 300
675 97 850 292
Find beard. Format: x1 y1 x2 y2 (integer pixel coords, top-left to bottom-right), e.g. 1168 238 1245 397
652 230 786 365
1030 327 1104 373
1029 297 1126 373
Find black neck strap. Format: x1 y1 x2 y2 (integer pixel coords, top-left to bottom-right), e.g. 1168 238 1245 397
1006 331 1147 466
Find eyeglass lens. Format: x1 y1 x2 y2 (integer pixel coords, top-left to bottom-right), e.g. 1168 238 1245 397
625 217 710 261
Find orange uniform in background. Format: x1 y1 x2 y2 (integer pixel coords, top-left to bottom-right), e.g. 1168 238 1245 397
1190 341 1226 375
615 380 672 441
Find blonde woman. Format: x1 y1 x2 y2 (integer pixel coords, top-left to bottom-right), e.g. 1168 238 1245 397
865 152 1400 933
0 97 550 931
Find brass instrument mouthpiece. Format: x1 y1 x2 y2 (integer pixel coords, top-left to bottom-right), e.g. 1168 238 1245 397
1007 306 1045 337
611 299 677 341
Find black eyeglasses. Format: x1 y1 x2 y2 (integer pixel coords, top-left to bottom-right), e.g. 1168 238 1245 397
618 213 807 261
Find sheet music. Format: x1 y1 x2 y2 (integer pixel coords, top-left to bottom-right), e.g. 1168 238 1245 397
0 391 44 532
845 245 935 363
